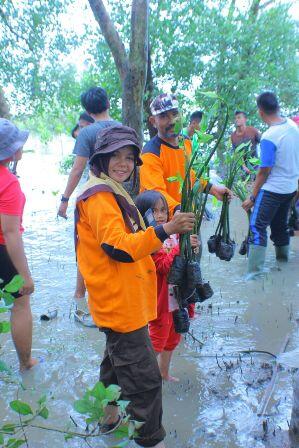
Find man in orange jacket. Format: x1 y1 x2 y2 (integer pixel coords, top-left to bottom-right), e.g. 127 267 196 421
140 93 231 215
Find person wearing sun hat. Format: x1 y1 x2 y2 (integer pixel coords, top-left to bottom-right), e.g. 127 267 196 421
0 118 37 371
75 123 196 447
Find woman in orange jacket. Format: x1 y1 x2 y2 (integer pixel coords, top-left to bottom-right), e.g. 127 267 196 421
75 124 195 448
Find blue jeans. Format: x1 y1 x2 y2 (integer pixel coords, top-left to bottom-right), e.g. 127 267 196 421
249 189 296 247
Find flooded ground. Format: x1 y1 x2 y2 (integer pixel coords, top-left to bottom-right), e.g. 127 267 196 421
0 138 299 448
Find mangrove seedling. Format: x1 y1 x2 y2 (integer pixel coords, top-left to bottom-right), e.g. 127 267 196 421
167 92 229 325
207 145 248 261
233 150 260 255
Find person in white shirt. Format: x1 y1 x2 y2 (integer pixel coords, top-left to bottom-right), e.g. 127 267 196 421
242 91 299 276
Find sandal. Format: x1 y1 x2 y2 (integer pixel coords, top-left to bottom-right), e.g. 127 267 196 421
74 309 96 328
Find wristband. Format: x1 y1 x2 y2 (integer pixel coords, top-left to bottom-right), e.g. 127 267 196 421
61 195 69 203
249 194 256 203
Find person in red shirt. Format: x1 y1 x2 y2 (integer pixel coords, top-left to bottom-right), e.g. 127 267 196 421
136 190 199 382
0 118 36 371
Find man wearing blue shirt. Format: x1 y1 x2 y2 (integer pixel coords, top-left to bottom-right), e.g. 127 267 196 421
243 92 299 276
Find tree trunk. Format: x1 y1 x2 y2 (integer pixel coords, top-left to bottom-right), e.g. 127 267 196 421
88 0 149 144
0 86 10 118
144 46 157 139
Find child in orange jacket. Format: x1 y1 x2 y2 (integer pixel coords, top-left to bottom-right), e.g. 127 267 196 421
136 190 199 382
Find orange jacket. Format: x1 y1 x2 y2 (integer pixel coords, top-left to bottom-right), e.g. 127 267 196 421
140 136 207 215
76 191 167 333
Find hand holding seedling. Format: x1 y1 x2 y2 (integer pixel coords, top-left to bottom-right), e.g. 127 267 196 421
210 184 233 201
163 212 195 235
190 234 200 254
242 197 254 212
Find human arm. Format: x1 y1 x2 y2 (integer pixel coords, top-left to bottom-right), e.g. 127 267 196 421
242 167 271 211
0 214 34 295
152 245 180 275
242 138 274 211
58 156 88 218
85 193 195 262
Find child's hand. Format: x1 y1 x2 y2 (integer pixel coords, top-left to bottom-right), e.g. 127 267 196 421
190 234 200 254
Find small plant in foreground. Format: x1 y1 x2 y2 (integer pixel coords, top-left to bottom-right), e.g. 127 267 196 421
0 277 141 447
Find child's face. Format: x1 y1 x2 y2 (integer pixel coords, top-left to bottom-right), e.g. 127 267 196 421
108 147 135 183
153 198 168 225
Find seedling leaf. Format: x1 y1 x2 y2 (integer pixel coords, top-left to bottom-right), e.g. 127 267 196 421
90 382 106 401
6 439 26 448
38 407 49 419
0 322 11 334
10 400 33 416
4 276 24 293
105 384 121 402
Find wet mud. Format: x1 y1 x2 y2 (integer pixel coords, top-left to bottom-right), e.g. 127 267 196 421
0 140 299 447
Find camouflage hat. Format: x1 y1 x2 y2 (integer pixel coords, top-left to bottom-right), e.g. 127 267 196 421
150 93 179 116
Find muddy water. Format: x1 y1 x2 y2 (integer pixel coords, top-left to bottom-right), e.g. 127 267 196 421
0 138 299 448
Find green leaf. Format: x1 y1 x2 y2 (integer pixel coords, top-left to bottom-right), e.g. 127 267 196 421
90 382 106 401
2 293 14 307
197 90 218 99
105 384 121 402
128 421 135 438
6 439 26 448
248 157 260 165
73 399 93 415
132 420 144 430
0 307 8 313
113 425 129 439
167 176 179 182
212 196 220 208
235 142 250 152
173 120 182 134
0 434 4 444
111 441 129 448
0 322 11 334
117 400 130 413
10 401 33 416
4 276 24 294
195 132 213 143
37 395 47 406
38 407 49 419
1 424 15 434
64 434 73 441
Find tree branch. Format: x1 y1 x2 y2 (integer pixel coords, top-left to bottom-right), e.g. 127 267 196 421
87 0 128 79
249 0 261 19
129 0 149 72
0 7 34 52
259 0 275 10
